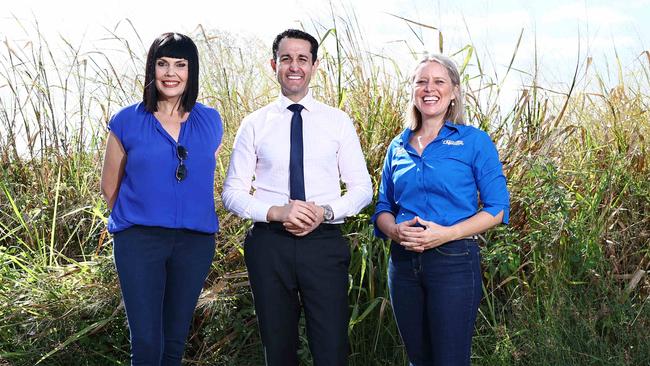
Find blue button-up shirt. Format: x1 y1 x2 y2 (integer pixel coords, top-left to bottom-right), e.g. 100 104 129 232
372 122 509 239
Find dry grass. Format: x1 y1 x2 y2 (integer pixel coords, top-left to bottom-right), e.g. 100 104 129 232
1 14 648 366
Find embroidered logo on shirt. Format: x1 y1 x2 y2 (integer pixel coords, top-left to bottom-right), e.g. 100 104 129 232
442 139 464 146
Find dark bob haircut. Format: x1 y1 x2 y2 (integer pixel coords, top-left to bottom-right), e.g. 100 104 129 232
272 29 319 64
143 32 199 113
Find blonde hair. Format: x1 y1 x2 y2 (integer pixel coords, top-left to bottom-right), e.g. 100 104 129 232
405 54 465 131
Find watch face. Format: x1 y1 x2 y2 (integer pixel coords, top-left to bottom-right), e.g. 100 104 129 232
324 205 333 220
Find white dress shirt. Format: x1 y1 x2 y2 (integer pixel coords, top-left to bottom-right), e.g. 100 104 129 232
222 90 372 223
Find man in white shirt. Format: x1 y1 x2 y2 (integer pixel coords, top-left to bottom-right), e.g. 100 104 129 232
222 29 372 366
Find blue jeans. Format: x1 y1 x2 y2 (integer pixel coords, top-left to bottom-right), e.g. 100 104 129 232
388 239 482 366
113 225 215 366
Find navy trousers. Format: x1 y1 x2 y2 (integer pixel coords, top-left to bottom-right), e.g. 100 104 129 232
244 222 351 366
113 225 215 366
388 239 482 366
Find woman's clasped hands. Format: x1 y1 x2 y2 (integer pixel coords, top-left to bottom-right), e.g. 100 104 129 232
392 216 457 252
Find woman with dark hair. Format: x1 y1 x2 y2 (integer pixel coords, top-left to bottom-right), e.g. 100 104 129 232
100 32 223 365
372 54 510 365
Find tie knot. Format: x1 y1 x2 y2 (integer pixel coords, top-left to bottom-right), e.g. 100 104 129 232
287 104 304 113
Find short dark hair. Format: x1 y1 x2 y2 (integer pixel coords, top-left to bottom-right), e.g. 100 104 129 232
143 32 199 113
272 29 318 64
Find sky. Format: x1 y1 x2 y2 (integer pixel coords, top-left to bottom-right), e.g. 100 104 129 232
2 0 650 100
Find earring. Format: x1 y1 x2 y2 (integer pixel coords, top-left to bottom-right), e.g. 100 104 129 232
451 100 455 107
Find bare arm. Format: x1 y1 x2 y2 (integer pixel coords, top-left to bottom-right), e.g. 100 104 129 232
100 132 126 210
214 143 222 160
401 210 504 252
446 210 504 240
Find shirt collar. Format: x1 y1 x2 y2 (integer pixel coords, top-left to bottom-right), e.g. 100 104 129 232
397 120 460 145
276 89 316 113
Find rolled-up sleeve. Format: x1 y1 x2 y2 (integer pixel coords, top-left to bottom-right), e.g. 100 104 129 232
371 144 399 239
473 132 510 224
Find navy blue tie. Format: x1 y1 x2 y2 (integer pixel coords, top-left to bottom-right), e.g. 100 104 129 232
288 104 305 201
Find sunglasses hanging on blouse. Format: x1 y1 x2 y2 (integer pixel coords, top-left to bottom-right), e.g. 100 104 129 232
176 144 188 181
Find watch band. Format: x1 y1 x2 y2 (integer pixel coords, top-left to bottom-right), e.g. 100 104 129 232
321 204 334 221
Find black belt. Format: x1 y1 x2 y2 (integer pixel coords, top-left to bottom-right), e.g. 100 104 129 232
253 221 341 233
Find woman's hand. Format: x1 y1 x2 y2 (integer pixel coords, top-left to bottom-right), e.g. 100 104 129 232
400 216 457 252
376 214 424 244
390 217 426 243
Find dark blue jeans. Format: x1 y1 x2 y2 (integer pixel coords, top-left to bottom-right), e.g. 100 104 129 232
113 225 215 366
388 239 482 366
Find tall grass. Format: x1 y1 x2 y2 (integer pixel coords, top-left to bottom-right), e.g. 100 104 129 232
1 12 649 366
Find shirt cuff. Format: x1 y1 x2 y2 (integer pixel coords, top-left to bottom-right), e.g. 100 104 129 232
250 201 274 223
482 205 510 224
328 199 348 222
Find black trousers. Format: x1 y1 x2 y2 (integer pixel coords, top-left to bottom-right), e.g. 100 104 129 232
244 222 350 366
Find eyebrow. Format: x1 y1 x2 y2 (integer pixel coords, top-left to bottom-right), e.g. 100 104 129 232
279 53 310 59
416 76 449 80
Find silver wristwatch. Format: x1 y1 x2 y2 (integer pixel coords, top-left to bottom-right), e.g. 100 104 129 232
321 204 334 221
